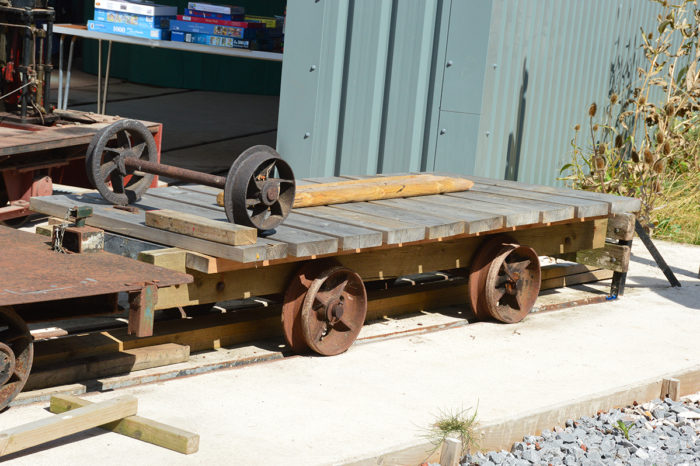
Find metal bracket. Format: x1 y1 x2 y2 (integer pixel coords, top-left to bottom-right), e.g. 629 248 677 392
127 283 158 338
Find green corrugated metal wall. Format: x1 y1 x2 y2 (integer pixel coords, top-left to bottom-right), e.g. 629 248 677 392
277 0 665 185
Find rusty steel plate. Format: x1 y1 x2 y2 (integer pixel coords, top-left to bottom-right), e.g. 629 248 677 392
0 226 192 307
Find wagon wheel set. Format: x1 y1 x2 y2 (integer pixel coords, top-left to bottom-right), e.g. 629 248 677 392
279 235 541 357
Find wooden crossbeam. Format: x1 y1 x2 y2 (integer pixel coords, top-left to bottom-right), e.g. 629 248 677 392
0 396 137 457
50 395 199 455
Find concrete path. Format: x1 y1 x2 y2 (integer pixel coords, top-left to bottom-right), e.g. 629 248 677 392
1 239 698 464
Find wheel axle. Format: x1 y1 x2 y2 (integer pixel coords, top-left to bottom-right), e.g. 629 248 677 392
86 119 296 231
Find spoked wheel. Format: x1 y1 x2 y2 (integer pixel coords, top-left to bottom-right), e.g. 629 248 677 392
223 145 295 231
0 307 33 411
282 261 367 356
468 236 541 323
86 119 158 205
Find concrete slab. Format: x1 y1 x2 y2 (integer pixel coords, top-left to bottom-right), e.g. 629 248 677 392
1 239 697 464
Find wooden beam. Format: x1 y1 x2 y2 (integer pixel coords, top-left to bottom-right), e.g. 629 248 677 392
49 395 199 455
606 212 636 241
145 209 257 246
661 378 680 401
557 243 630 273
540 269 613 290
138 248 189 273
215 174 474 208
0 396 138 457
26 344 190 391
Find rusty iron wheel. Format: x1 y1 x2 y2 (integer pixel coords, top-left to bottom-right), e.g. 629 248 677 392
483 244 541 323
86 119 158 206
0 306 33 411
468 235 518 320
223 145 295 232
300 266 367 356
281 261 329 354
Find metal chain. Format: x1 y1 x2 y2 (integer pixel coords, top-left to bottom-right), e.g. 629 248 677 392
51 209 72 254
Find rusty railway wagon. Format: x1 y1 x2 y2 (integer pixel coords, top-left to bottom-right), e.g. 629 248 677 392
0 112 162 224
3 120 639 411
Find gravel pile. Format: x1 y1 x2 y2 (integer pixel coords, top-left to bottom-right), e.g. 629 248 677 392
461 394 700 465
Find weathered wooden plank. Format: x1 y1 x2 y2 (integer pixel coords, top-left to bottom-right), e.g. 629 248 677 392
29 194 288 263
294 205 426 244
0 120 160 156
145 187 339 258
284 212 383 251
25 344 190 391
438 194 539 227
540 269 613 290
264 225 339 257
469 183 609 218
0 396 138 456
332 201 466 239
371 196 504 234
50 395 199 454
446 190 574 223
463 175 641 214
557 243 631 273
145 209 257 246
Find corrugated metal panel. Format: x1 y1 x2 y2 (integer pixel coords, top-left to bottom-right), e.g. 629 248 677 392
278 0 447 178
474 0 662 185
278 0 664 185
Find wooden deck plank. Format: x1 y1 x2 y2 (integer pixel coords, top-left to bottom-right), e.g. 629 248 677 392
370 197 504 234
331 201 466 239
294 205 426 244
284 213 384 251
446 190 574 223
385 194 513 227
29 194 288 263
469 183 609 218
463 175 641 214
439 194 540 227
143 187 339 258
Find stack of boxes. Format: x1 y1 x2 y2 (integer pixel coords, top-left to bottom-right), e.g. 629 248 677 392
170 3 283 50
85 1 284 50
89 0 177 40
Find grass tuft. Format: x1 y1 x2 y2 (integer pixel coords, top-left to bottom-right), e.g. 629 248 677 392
424 405 480 456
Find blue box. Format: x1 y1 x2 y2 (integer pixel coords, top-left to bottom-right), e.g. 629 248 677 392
170 30 252 48
87 20 171 40
169 19 262 39
94 9 173 29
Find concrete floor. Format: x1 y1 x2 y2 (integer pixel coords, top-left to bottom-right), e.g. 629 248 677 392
1 238 698 465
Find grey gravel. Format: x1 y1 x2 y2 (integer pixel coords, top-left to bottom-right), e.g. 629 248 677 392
461 394 700 465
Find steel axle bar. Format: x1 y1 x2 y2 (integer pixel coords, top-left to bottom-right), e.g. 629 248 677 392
123 157 226 188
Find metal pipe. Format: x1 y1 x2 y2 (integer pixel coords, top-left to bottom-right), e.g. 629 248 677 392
97 39 102 114
102 41 112 115
122 158 227 188
44 18 54 111
62 37 76 110
57 35 64 110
